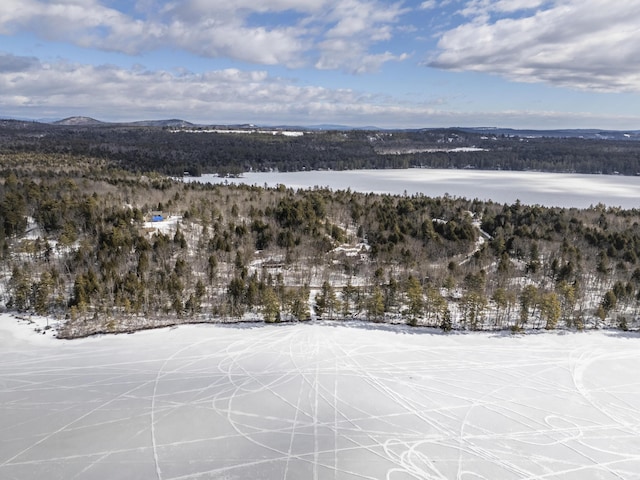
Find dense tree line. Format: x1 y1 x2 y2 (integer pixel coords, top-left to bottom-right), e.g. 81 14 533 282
2 121 640 176
2 153 640 337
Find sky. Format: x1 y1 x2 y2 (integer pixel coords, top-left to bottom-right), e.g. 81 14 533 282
1 0 640 129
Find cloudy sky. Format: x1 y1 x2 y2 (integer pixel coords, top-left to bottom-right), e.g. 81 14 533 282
1 0 640 128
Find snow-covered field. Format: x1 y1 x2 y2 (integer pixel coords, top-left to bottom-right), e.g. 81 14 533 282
1 316 640 479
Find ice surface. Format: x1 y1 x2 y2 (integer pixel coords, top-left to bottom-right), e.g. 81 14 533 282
187 169 640 209
1 317 640 479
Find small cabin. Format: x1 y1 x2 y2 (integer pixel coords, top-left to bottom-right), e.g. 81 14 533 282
149 210 164 222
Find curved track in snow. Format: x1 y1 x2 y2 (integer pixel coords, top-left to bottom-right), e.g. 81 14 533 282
1 321 639 479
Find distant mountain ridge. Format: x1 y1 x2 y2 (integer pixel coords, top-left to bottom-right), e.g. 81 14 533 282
459 127 640 140
3 116 638 140
51 117 195 128
53 116 105 126
127 119 194 127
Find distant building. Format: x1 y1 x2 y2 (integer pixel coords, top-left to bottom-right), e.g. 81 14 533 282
149 211 164 222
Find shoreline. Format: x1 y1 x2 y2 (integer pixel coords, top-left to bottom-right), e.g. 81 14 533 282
3 312 638 343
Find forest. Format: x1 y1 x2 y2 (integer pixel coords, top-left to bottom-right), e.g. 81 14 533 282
2 119 640 176
1 150 640 338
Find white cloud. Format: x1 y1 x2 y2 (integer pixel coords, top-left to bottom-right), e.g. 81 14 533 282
315 35 409 74
314 0 410 72
459 0 547 17
0 56 378 122
432 0 640 92
158 0 331 18
164 19 306 66
420 1 437 9
1 55 639 129
0 0 409 72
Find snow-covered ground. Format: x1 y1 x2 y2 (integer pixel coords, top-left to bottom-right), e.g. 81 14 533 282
377 147 487 155
143 215 182 234
1 315 639 479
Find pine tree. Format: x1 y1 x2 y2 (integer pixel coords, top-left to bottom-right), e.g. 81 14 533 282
405 276 423 326
540 292 561 330
33 271 53 316
314 281 339 320
262 287 280 323
367 286 385 322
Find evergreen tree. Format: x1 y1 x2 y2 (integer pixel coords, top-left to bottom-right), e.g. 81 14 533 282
405 276 423 326
314 281 339 320
519 285 539 328
540 292 561 330
262 286 280 323
367 286 385 322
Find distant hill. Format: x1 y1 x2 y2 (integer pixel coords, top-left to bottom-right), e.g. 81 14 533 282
459 127 640 141
7 116 636 138
53 116 106 126
303 124 382 131
125 119 194 127
51 117 196 128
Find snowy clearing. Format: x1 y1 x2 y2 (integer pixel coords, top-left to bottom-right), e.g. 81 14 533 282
1 317 639 479
143 215 182 235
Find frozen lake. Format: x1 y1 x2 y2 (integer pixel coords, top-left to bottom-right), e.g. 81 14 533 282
188 170 640 209
2 319 640 479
